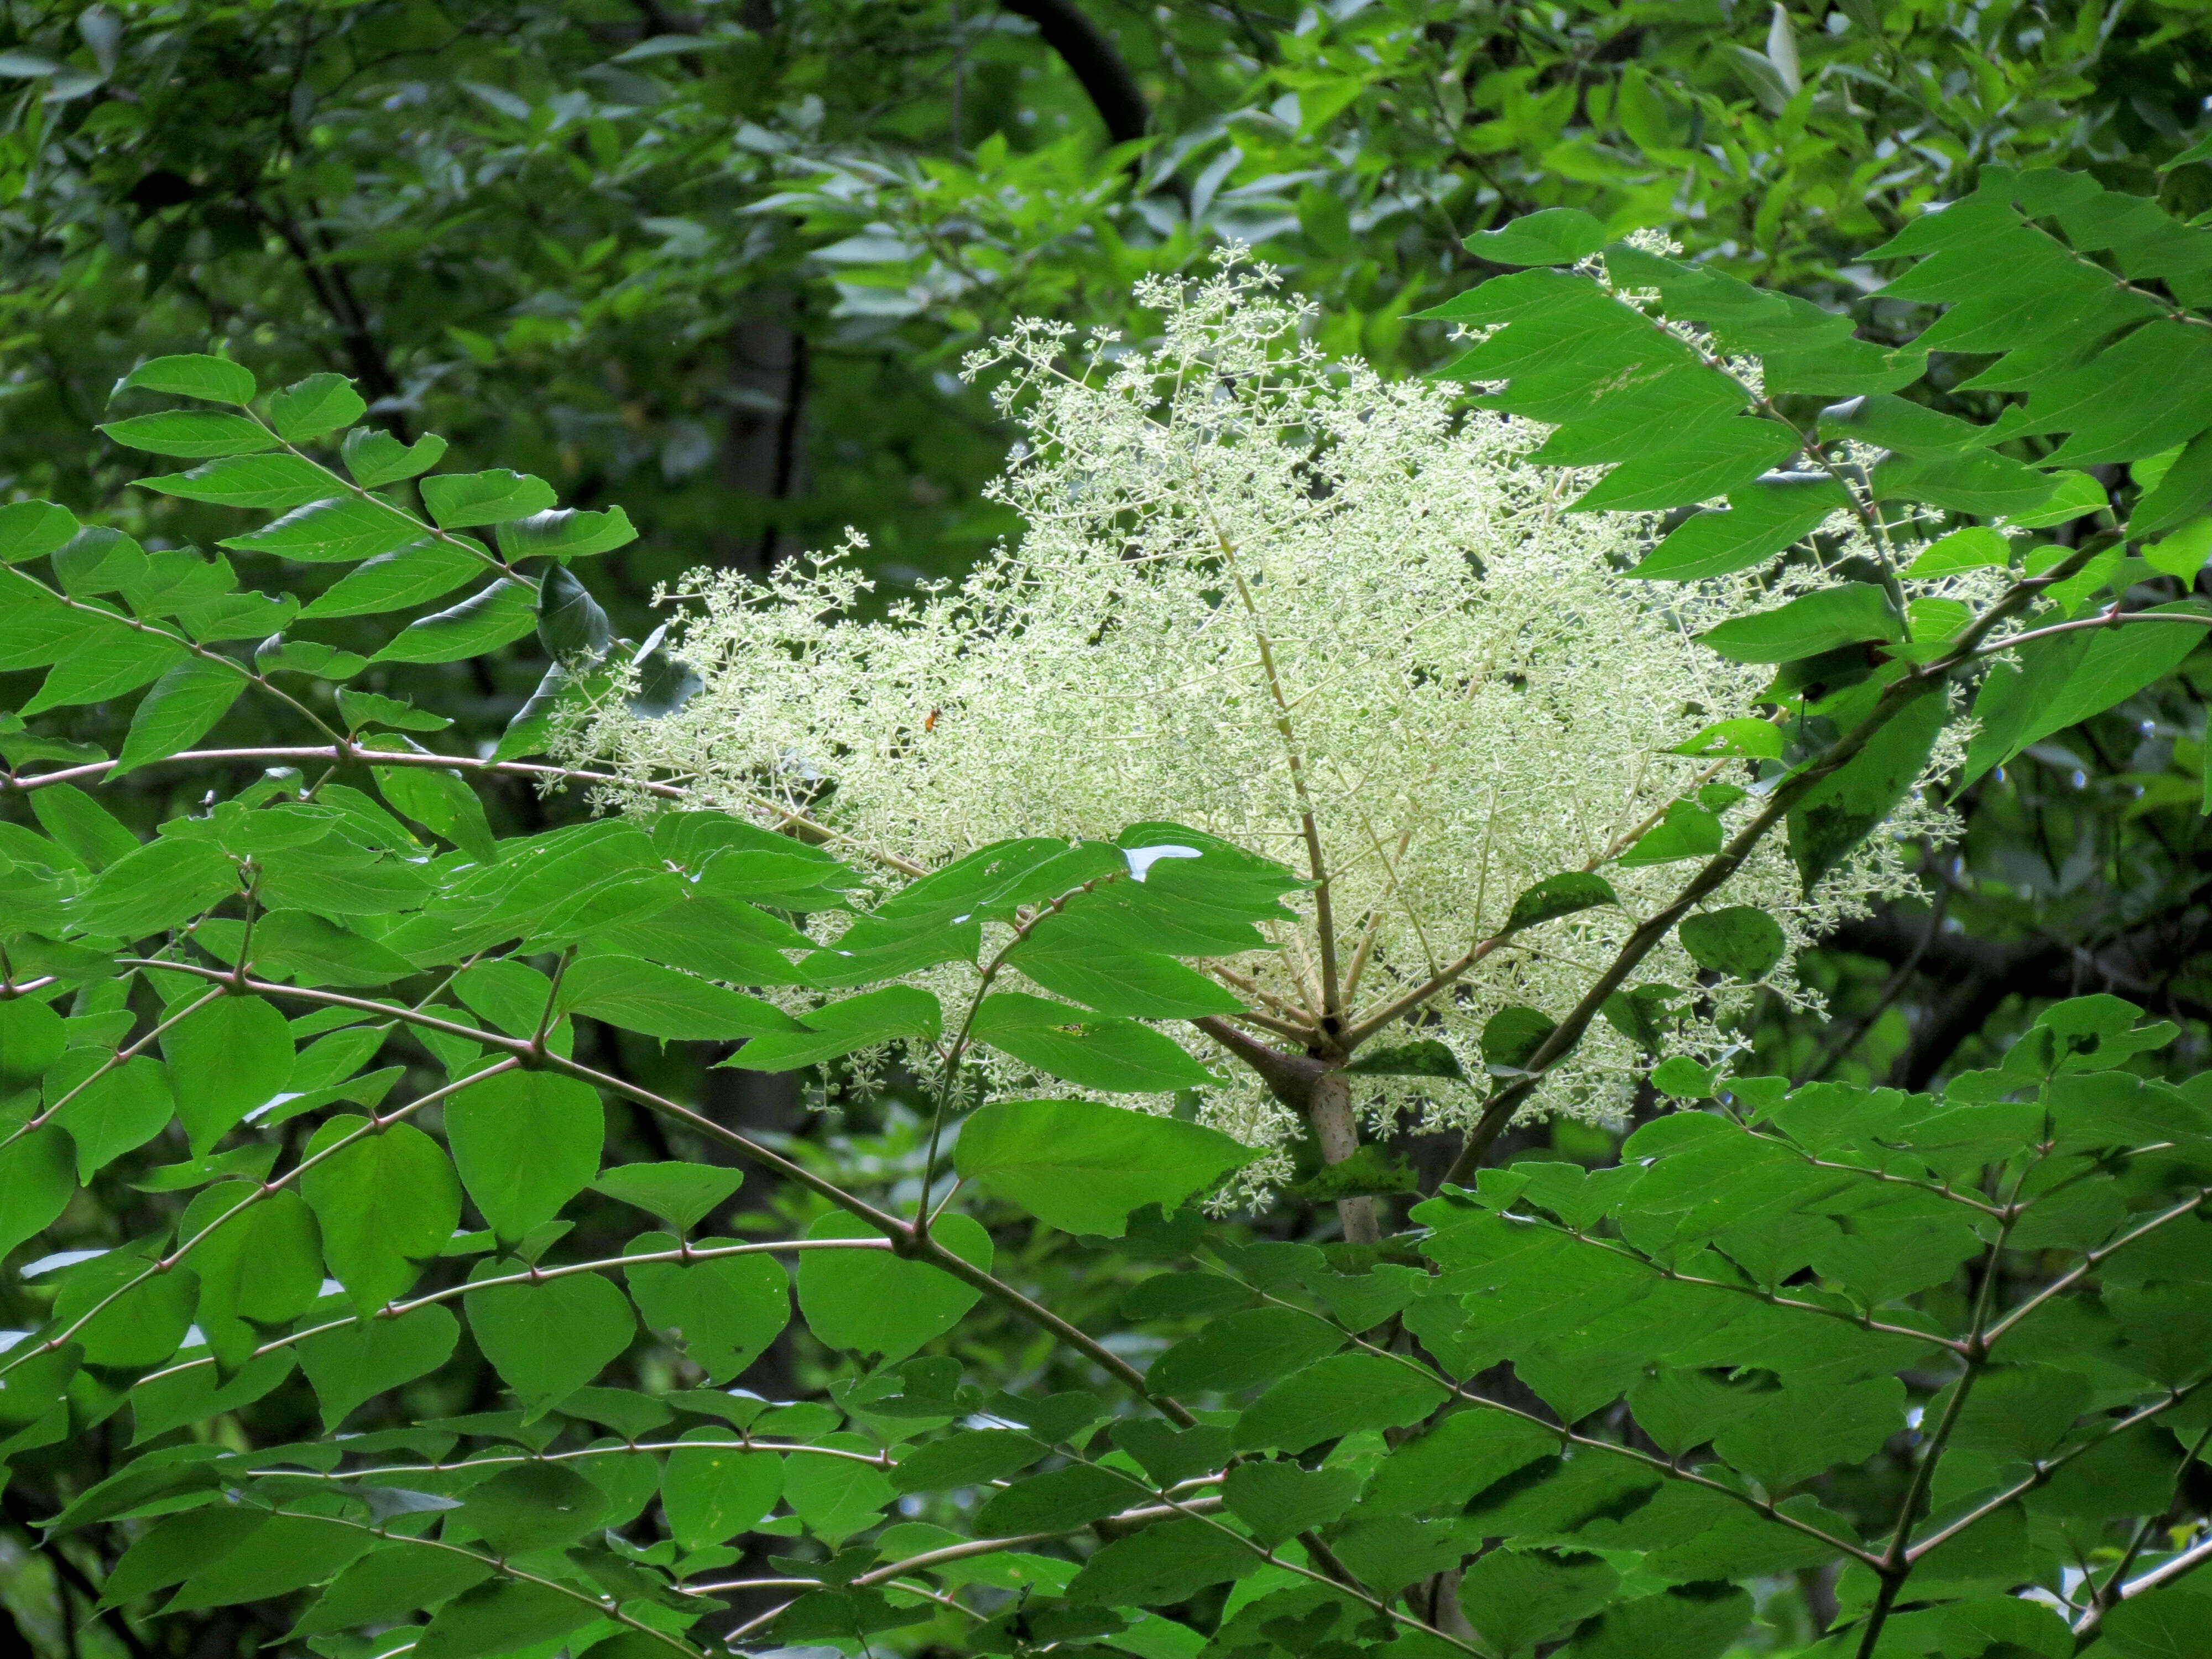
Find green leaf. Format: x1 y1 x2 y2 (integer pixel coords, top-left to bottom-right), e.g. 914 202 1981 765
370 577 540 665
180 1185 322 1370
1568 419 1801 513
1677 906 1787 979
1625 1368 1771 1458
2034 324 2212 467
54 526 149 595
1936 1595 2072 1659
1712 1376 1903 1489
1286 1143 1417 1202
300 1115 463 1312
412 1579 599 1659
1672 717 1786 759
968 992 1219 1092
0 996 66 1092
368 752 498 863
625 1233 788 1383
558 952 803 1041
127 547 238 616
267 373 366 441
296 1303 459 1431
661 1427 782 1548
796 1211 990 1363
722 983 940 1072
594 1162 745 1232
134 453 334 509
974 1464 1136 1535
53 1057 176 1178
1504 872 1618 933
2132 427 2212 537
1342 1040 1465 1080
1629 476 1850 581
1817 393 1982 455
333 688 451 736
1065 1516 1261 1605
1903 526 2011 577
420 469 557 528
1001 929 1241 1018
0 1124 75 1258
100 411 277 458
1764 337 1928 398
1464 207 1608 265
1568 1584 1752 1659
51 1250 197 1366
466 1259 637 1420
1943 1363 2091 1462
251 909 419 987
626 623 704 718
446 1070 603 1244
784 1433 898 1543
1699 583 1900 663
953 1097 1259 1235
341 427 449 488
159 993 293 1154
1235 1352 1447 1452
112 656 242 776
116 354 258 405
299 546 484 624
1366 1410 1557 1514
100 1509 270 1610
1147 1308 1344 1397
2143 518 2212 582
1964 604 2208 786
0 499 81 564
125 1347 290 1446
290 1546 494 1638
498 507 638 561
176 589 298 642
2099 1589 2212 1659
1482 1005 1558 1070
28 782 134 870
1222 1461 1360 1547
889 1430 1041 1496
165 1513 375 1611
1650 1056 1718 1099
536 562 611 665
453 1461 609 1553
221 495 425 563
20 629 186 717
2008 468 2110 529
1869 449 2059 518
1459 1548 1619 1658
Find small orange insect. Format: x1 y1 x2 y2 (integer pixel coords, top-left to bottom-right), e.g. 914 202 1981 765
924 708 941 732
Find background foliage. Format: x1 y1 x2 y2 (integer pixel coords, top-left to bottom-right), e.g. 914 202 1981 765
7 3 2212 1658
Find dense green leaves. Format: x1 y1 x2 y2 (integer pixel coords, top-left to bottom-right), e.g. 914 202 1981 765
7 117 2212 1659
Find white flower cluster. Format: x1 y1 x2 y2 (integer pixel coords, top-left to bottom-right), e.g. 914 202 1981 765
555 258 1976 1178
